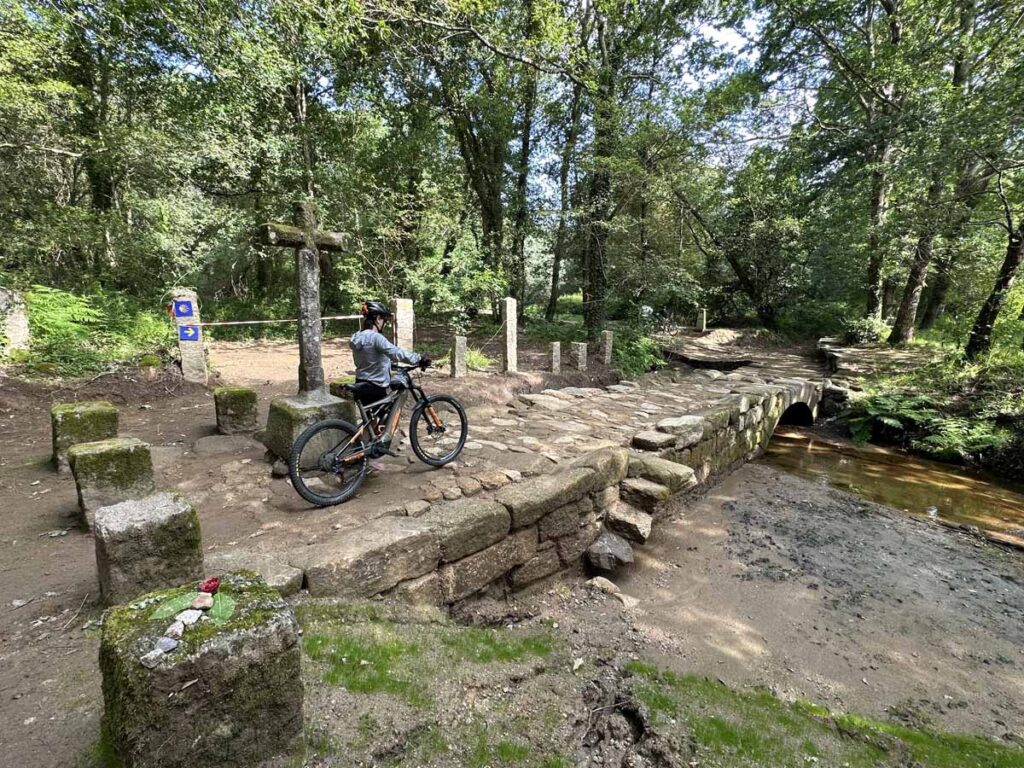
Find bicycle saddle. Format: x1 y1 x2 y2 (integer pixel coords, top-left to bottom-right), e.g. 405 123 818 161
341 381 380 400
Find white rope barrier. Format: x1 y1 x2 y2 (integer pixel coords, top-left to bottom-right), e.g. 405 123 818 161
197 314 362 327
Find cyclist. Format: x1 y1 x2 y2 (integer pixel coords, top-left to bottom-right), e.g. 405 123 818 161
349 300 430 409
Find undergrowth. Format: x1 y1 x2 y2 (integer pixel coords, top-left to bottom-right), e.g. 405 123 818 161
848 353 1023 471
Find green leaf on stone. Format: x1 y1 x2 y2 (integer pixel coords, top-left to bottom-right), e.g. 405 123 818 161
150 592 196 620
209 594 236 625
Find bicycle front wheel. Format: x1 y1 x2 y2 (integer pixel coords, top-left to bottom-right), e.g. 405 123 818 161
409 395 468 466
288 419 368 507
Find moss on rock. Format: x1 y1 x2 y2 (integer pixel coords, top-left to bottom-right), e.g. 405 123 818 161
69 437 155 528
51 400 119 473
100 570 304 768
213 386 258 434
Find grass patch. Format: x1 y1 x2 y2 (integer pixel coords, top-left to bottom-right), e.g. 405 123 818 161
624 661 1024 768
442 626 554 663
303 630 429 707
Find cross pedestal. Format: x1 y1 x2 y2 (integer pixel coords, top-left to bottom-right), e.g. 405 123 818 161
259 200 356 459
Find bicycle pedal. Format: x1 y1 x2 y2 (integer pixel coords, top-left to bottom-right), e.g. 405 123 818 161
385 449 401 458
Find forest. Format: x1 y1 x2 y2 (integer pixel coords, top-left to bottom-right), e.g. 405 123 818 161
1 0 1023 368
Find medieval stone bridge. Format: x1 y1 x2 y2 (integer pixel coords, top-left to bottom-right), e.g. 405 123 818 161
203 364 824 602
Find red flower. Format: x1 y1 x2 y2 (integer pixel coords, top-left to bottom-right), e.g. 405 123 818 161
199 577 220 594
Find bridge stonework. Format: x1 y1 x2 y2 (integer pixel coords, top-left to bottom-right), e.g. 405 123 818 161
249 369 824 605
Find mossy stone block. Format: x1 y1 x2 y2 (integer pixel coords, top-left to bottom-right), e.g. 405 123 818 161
51 400 119 473
328 375 356 399
263 394 356 460
69 437 156 529
99 570 303 768
213 386 259 434
94 491 203 605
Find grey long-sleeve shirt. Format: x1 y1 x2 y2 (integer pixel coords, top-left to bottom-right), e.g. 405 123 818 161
349 329 421 387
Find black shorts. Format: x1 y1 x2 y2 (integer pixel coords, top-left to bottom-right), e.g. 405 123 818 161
353 381 389 406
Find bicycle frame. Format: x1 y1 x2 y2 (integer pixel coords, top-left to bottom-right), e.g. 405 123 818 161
338 367 443 465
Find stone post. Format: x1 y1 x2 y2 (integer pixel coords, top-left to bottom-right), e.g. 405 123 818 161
169 288 207 385
294 201 325 395
450 335 467 378
550 342 561 373
501 297 518 374
0 288 30 357
601 330 613 365
392 296 414 351
698 307 707 333
570 342 587 371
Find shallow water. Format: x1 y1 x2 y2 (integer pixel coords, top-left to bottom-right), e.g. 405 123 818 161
763 428 1024 548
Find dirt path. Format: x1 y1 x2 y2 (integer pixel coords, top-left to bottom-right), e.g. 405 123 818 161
612 462 1024 739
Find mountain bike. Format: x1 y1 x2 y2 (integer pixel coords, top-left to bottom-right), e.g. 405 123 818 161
288 363 468 507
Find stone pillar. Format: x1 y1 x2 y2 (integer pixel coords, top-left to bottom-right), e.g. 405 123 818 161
550 342 561 373
214 386 259 434
294 201 325 395
69 437 157 530
600 330 613 365
698 307 707 333
501 297 518 374
392 296 414 351
169 288 207 385
570 342 587 371
450 335 467 378
0 288 30 357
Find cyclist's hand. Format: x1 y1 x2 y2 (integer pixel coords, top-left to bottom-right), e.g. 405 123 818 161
419 358 432 370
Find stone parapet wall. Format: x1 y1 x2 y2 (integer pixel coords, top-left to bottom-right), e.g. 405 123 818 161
273 372 822 605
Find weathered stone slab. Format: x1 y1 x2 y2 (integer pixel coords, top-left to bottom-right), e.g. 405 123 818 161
570 341 587 371
586 532 634 571
420 499 510 562
538 503 580 540
69 437 156 528
555 520 603 565
600 330 614 365
518 393 569 411
606 503 653 544
51 400 118 473
451 335 468 378
568 446 628 490
510 547 562 588
214 386 259 434
550 341 561 373
0 287 30 356
656 415 704 449
439 528 537 602
391 571 443 605
206 550 303 597
628 454 697 493
631 430 676 450
620 476 672 513
501 297 517 373
327 375 356 398
100 571 302 768
591 485 620 515
293 517 439 598
494 467 594 528
263 393 356 460
94 492 203 606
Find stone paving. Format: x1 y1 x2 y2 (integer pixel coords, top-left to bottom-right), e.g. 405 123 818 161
194 355 826 591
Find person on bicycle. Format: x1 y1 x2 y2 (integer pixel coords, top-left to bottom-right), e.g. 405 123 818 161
349 300 430 408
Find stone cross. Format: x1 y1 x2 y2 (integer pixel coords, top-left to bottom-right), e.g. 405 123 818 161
501 297 518 374
260 201 348 396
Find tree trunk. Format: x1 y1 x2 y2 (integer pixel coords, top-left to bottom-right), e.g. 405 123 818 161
865 153 891 320
964 227 1024 361
546 83 584 322
509 71 537 317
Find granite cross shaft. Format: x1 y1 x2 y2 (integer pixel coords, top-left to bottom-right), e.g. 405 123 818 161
259 200 348 397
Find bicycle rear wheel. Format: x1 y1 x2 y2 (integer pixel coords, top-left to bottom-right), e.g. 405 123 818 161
409 395 468 466
288 419 368 507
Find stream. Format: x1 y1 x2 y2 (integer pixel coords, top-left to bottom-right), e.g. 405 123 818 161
762 427 1024 549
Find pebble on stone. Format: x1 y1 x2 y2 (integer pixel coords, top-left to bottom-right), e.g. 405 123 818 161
164 620 185 640
156 636 179 653
175 608 203 626
140 649 164 668
191 592 214 610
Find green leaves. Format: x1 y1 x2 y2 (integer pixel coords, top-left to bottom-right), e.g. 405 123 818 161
150 592 196 621
208 594 236 625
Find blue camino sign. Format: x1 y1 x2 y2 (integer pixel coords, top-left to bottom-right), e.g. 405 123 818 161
178 325 201 341
173 301 194 318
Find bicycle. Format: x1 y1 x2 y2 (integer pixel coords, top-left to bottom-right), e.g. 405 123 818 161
287 363 468 507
